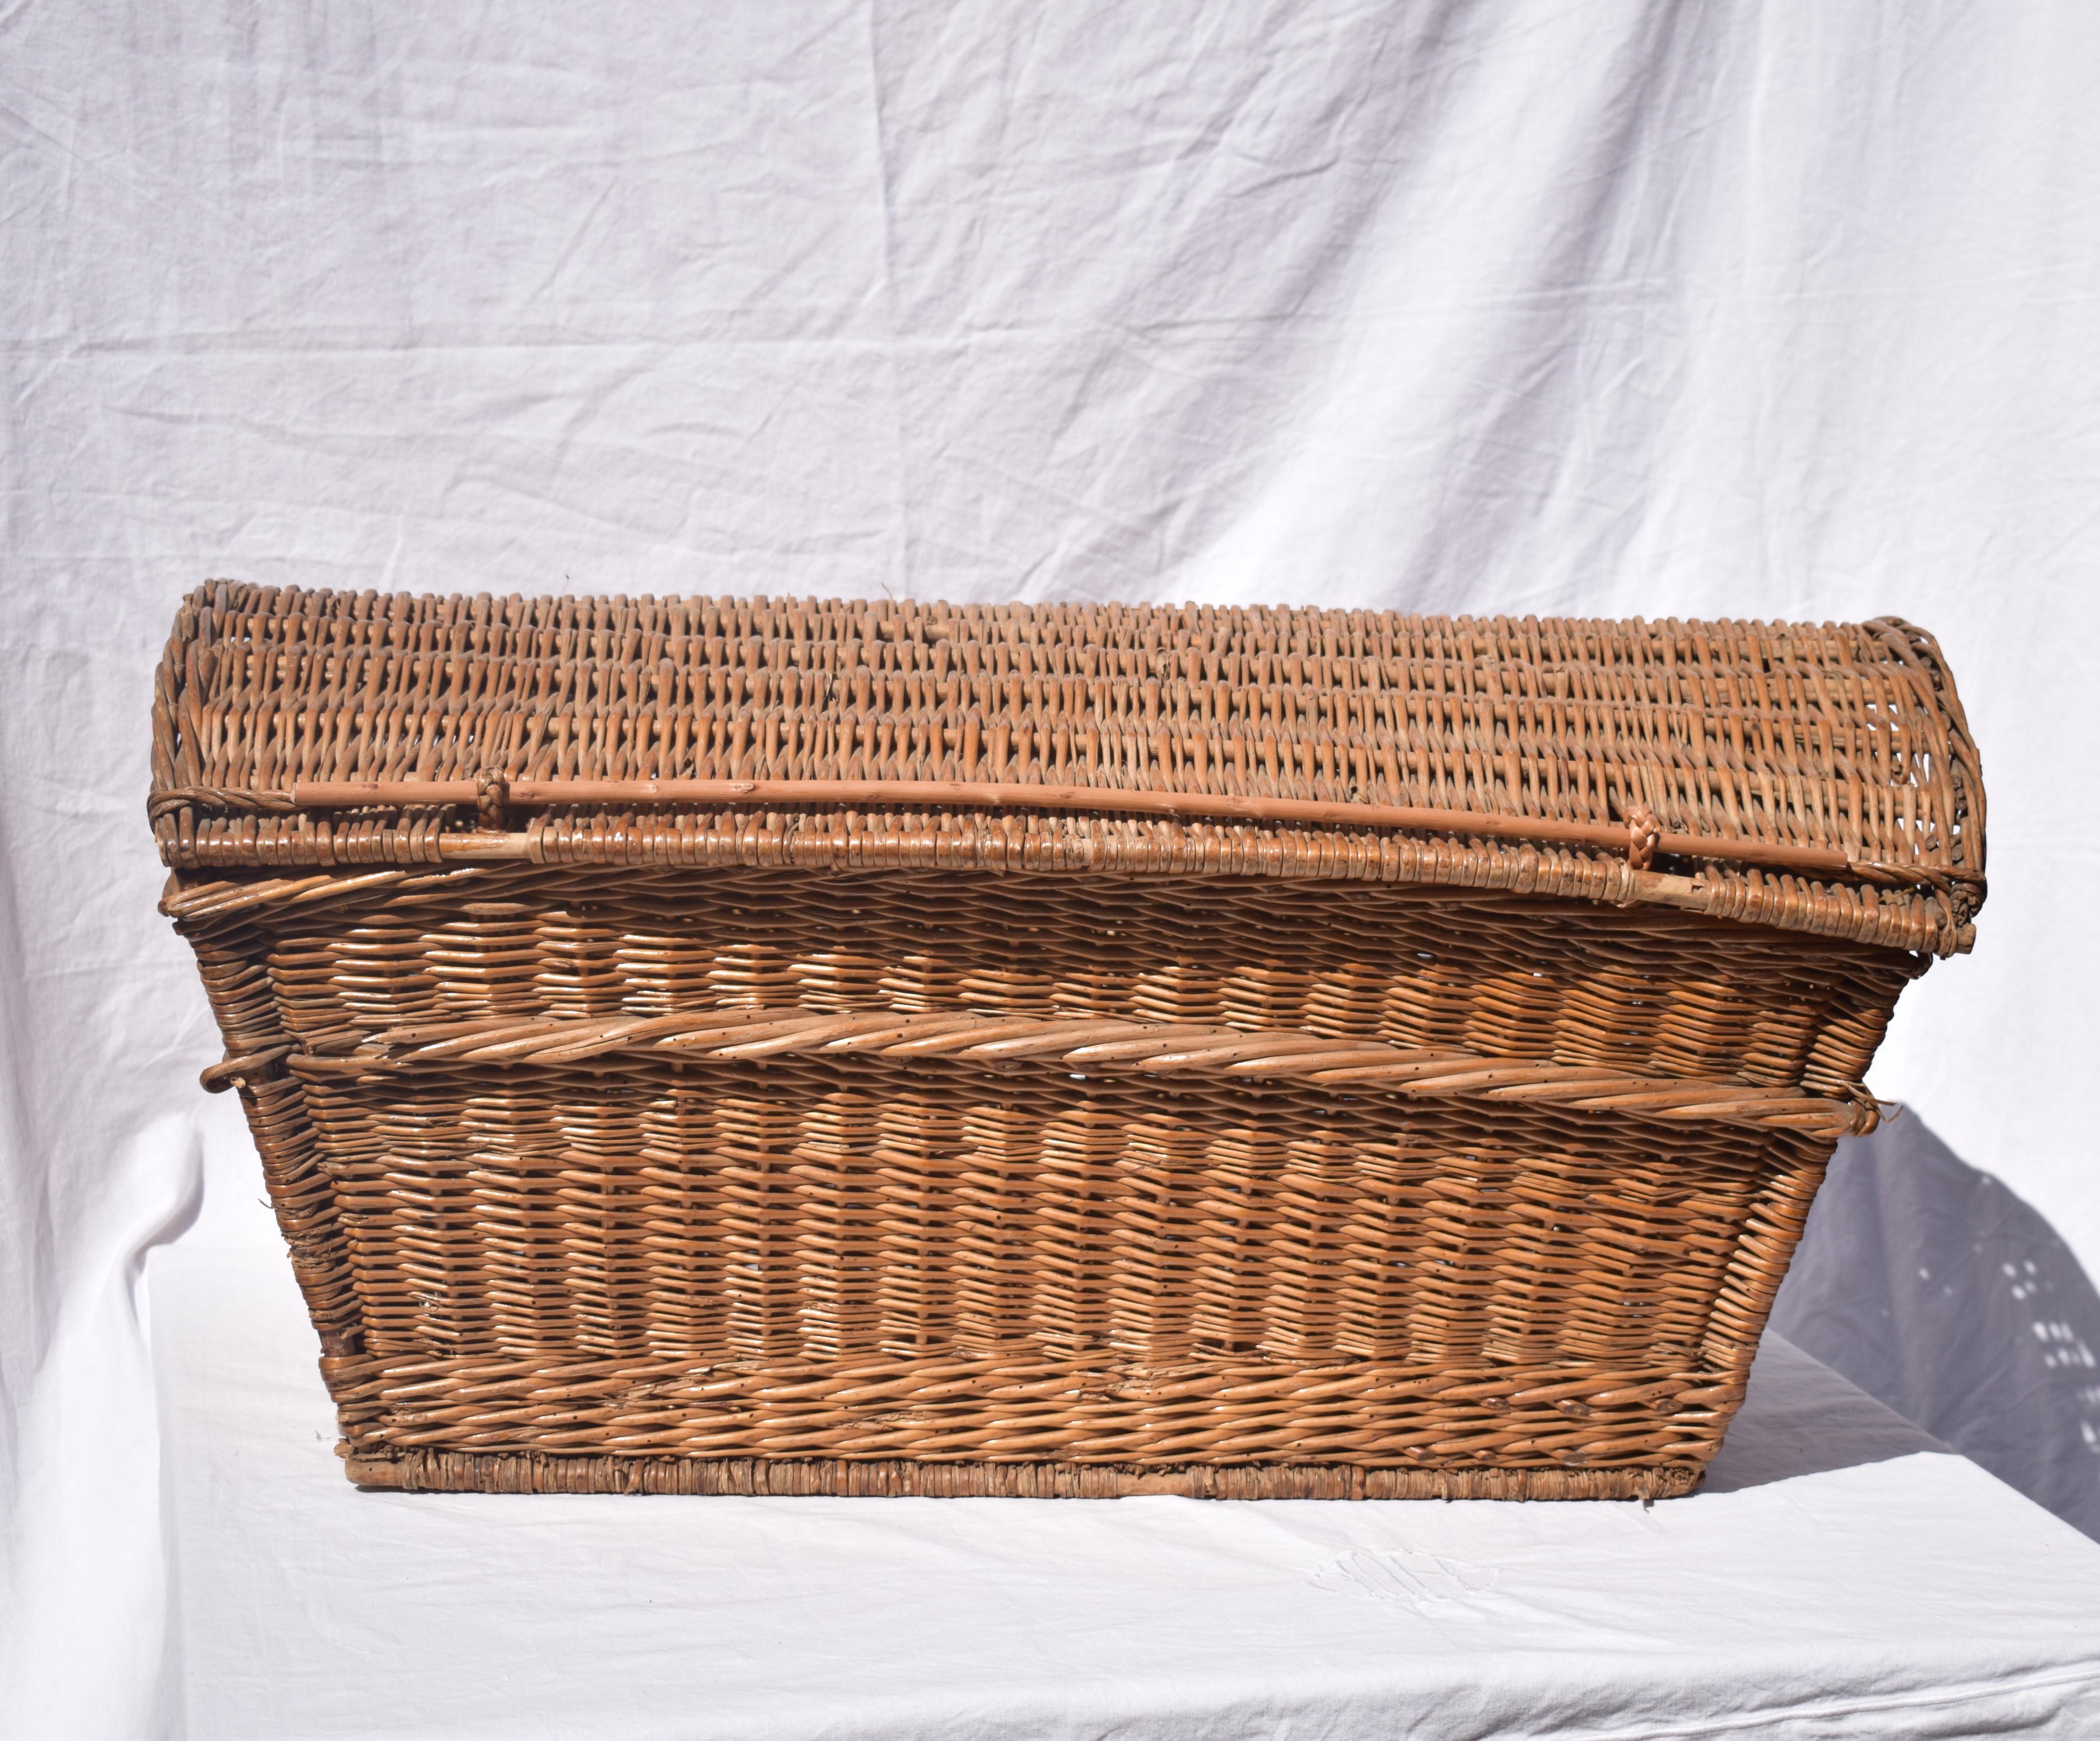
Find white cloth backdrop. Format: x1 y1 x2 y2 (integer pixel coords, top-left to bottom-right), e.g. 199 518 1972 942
4 3 2097 1734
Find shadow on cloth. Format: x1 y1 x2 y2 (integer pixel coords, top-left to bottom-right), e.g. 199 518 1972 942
1765 1114 2100 1541
1702 1332 1947 1493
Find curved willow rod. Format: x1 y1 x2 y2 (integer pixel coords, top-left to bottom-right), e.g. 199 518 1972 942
155 775 1885 878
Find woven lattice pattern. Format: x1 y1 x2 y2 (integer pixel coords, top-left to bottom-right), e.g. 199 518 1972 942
192 868 1912 1100
151 587 1984 1498
242 1050 1818 1494
153 586 1979 863
151 585 1985 956
309 1062 1805 1367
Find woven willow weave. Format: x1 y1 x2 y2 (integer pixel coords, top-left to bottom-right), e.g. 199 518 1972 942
151 586 1984 1498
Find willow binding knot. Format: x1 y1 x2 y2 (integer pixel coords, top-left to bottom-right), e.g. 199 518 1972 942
146 785 298 823
475 771 510 831
1623 804 1661 872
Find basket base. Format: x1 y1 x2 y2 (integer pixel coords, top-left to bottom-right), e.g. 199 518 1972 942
344 1449 1704 1501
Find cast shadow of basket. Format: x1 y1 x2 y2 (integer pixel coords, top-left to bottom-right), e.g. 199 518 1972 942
1723 1115 2100 1541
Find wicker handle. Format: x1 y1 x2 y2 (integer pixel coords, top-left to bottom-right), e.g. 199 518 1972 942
199 1044 294 1093
301 1009 1882 1138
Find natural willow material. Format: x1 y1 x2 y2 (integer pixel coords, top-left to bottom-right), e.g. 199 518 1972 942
153 777 1868 877
151 585 1985 1498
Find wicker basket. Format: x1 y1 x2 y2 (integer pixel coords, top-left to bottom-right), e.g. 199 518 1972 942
150 587 1984 1499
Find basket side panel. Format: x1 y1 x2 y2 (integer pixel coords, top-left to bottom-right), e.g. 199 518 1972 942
304 1055 1827 1481
168 863 1865 1493
223 865 1919 1100
178 917 361 1353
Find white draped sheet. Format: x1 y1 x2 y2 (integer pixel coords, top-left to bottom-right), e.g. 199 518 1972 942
4 4 2097 1732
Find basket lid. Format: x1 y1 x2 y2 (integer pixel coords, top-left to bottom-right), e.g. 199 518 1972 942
149 585 1984 956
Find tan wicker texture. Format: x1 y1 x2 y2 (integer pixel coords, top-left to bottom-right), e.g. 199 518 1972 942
151 585 1984 1498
